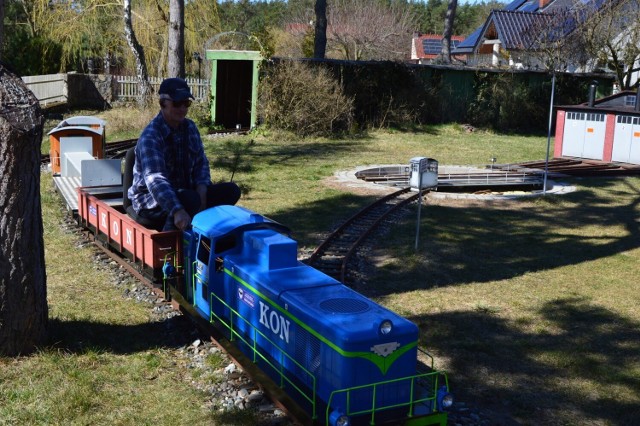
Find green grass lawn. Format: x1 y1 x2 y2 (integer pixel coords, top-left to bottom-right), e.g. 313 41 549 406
370 180 640 424
9 111 639 425
206 126 640 425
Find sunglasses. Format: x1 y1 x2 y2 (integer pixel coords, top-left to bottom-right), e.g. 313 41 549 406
171 100 192 108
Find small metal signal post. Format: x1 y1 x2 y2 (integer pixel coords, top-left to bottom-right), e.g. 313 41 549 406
409 157 438 251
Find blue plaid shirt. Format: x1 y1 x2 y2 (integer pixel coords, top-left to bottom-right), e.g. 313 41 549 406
128 113 211 216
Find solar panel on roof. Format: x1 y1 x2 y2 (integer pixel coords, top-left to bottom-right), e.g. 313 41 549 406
422 39 442 55
521 2 539 12
422 38 461 55
504 0 527 11
456 27 483 50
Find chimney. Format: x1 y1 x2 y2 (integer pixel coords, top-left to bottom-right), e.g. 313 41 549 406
635 86 640 112
539 0 552 9
588 81 598 108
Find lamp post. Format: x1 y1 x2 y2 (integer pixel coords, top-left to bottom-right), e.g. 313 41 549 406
193 52 202 80
543 72 556 195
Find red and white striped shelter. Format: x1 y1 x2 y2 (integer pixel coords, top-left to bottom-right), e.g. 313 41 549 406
554 90 640 165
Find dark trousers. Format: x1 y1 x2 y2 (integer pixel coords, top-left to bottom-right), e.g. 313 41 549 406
139 182 241 231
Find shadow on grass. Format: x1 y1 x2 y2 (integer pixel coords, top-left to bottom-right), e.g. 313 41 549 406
295 176 640 294
262 176 640 424
46 315 195 354
411 297 640 425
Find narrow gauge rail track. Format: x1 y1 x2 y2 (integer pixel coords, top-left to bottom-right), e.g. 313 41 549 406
306 187 420 284
497 157 640 176
103 138 139 158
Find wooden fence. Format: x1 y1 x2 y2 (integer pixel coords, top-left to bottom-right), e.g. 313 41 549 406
21 74 67 106
115 75 209 101
22 74 209 107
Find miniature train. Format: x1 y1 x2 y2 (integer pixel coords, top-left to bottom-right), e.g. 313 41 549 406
64 141 452 426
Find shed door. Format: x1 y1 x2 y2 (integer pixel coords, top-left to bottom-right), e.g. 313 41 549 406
562 112 606 159
562 112 586 157
581 113 606 160
612 115 640 165
215 60 253 129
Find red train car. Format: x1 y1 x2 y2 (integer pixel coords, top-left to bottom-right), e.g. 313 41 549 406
76 185 182 282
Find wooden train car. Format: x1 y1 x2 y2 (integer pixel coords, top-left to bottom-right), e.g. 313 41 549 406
76 185 182 282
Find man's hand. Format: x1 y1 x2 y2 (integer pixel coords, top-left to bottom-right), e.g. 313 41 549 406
173 208 191 231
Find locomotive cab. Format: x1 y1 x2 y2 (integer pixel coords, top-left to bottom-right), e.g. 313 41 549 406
185 206 291 319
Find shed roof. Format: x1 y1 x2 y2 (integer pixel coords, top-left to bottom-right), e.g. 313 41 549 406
558 90 640 114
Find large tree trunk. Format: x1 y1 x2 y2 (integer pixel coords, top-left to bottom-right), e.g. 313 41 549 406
0 64 47 356
123 0 153 105
440 0 458 64
168 0 185 78
0 0 5 62
313 0 327 59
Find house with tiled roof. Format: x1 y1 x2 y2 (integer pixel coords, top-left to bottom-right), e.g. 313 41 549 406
453 0 640 86
410 33 466 64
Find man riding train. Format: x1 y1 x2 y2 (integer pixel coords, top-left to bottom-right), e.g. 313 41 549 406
127 78 240 231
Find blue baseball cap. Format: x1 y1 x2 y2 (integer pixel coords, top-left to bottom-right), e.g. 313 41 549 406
158 78 195 102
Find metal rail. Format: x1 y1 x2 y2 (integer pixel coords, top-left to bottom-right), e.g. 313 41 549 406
497 158 640 176
307 187 419 284
104 138 138 158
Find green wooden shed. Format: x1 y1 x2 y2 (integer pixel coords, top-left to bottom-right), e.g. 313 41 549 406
206 50 262 130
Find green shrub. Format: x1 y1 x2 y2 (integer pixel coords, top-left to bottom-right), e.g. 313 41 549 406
258 60 354 137
188 96 215 132
468 72 547 133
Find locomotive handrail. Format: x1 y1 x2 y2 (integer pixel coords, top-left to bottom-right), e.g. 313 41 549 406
417 347 435 371
325 370 449 426
208 291 318 420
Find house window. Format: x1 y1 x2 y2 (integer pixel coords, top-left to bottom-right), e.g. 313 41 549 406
625 96 636 107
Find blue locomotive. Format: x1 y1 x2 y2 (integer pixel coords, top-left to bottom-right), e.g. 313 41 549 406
176 205 452 426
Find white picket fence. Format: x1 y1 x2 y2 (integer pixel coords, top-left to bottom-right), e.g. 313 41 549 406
115 75 209 101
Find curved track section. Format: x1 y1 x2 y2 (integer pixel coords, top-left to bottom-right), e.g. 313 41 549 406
306 187 419 284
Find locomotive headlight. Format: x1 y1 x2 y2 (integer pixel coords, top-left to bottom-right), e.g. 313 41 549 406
379 320 393 335
436 385 454 410
329 410 350 426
